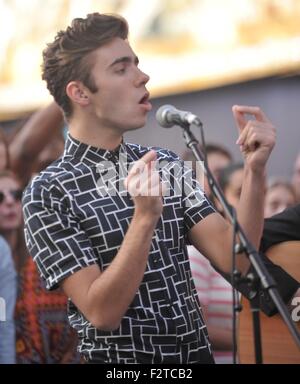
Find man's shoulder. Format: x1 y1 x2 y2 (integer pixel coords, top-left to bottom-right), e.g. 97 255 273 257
23 157 81 198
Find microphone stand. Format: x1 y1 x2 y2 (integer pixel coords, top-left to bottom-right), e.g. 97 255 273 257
178 120 300 363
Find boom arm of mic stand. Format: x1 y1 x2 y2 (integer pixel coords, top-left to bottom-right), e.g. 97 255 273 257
181 123 300 354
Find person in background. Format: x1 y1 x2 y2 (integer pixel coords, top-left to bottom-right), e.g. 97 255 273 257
264 179 297 218
8 102 65 187
216 163 244 215
0 128 10 170
291 152 300 203
0 129 17 364
187 163 244 363
182 143 232 201
0 235 17 364
1 102 65 188
0 170 79 364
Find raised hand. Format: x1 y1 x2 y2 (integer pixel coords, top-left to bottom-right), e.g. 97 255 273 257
232 105 276 171
124 150 164 219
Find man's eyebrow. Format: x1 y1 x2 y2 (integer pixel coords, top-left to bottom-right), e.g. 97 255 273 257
108 55 139 68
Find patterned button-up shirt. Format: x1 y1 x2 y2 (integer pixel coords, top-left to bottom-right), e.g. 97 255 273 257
23 134 216 364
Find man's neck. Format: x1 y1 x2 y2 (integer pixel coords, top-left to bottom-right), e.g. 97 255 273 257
69 115 123 150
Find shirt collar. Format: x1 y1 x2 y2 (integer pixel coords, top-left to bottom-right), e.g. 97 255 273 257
64 133 128 164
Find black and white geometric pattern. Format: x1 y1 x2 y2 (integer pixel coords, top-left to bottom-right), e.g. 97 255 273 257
22 134 216 364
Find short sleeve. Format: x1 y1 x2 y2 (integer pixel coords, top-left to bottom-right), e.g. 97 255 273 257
22 182 98 290
181 163 215 233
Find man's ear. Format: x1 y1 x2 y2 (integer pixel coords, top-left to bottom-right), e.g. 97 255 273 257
66 81 90 107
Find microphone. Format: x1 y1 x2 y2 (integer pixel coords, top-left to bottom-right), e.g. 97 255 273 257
156 104 202 128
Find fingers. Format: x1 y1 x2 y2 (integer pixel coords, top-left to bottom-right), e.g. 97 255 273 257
130 150 157 175
139 160 160 196
236 119 276 155
232 105 248 133
232 105 271 133
124 150 162 197
126 169 161 197
239 128 261 153
236 119 260 146
233 105 275 148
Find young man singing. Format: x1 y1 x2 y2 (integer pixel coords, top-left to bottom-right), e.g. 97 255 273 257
22 13 285 364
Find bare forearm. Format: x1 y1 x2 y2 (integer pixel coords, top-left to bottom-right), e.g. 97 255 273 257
202 308 233 350
206 324 233 351
235 166 266 273
238 166 266 248
87 213 157 330
9 102 64 170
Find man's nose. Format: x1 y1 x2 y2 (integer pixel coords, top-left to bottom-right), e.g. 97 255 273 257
136 68 150 86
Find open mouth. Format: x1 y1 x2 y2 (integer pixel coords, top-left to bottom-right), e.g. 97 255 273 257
139 93 150 105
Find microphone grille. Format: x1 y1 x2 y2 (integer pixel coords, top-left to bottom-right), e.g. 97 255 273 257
156 104 175 128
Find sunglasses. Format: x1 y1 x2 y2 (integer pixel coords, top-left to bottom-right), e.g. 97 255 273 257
0 189 23 204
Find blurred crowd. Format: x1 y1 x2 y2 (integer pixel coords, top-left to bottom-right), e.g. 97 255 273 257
0 101 299 363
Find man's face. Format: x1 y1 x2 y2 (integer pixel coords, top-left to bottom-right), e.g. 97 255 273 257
86 37 151 132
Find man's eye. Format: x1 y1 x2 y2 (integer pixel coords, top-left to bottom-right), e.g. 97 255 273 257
116 67 126 74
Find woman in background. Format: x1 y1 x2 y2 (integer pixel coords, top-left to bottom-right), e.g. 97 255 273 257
0 170 80 363
0 129 16 364
264 179 297 218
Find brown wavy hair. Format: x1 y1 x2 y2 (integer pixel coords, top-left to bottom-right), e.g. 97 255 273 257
42 13 128 119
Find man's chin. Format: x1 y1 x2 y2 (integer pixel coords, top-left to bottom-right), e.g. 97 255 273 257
122 120 146 132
